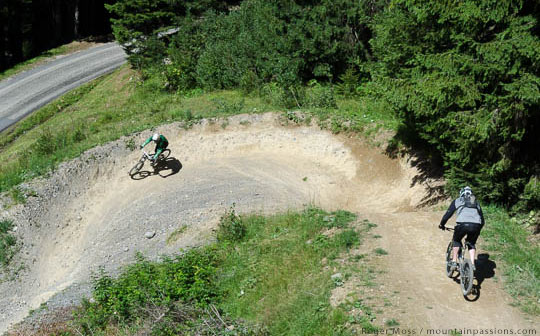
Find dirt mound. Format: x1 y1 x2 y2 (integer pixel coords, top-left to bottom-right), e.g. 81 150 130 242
0 113 536 333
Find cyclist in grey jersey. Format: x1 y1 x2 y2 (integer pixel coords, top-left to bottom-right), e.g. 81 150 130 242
439 186 485 271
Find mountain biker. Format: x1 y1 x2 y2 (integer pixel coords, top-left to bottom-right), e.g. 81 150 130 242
439 186 485 271
140 133 169 163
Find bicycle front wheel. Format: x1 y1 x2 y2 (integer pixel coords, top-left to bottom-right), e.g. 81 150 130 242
460 259 474 296
129 160 144 176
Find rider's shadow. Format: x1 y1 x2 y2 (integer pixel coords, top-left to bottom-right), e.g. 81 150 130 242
131 157 182 180
154 157 182 178
464 253 496 302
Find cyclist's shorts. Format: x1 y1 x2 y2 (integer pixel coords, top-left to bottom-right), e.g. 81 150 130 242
452 223 482 249
155 141 168 151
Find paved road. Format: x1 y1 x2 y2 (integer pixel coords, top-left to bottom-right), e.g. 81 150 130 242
0 42 126 132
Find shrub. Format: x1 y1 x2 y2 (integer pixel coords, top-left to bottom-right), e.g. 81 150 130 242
336 67 361 97
0 219 16 267
166 16 208 91
261 82 299 109
303 80 337 109
514 176 540 212
75 249 220 332
34 129 57 155
217 204 246 242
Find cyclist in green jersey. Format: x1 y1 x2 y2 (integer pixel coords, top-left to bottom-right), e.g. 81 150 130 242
140 133 169 163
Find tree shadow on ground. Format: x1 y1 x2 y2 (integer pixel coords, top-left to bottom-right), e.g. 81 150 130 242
385 126 447 207
130 157 182 180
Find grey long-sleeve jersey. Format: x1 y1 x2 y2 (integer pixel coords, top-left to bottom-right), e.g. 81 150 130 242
440 197 485 226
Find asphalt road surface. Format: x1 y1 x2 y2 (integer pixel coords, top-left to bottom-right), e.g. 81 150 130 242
0 42 126 132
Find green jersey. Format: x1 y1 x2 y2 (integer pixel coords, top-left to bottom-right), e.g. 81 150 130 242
141 134 169 160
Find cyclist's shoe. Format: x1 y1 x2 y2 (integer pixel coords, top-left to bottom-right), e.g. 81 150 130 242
448 261 458 272
472 264 476 272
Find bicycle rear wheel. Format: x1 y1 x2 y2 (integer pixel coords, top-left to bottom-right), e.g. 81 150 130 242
445 241 455 278
158 148 171 161
460 259 474 296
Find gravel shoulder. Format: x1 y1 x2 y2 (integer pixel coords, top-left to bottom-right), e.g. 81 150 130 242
0 113 536 334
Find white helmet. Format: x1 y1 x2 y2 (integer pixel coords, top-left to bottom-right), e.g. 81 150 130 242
152 133 159 141
460 186 472 198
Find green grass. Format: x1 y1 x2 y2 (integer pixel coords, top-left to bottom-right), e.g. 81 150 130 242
373 248 388 256
165 225 188 245
481 206 539 315
216 207 361 335
38 208 371 335
0 219 16 268
385 318 399 327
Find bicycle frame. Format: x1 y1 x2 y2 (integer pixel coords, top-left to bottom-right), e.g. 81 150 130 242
129 149 171 177
129 151 153 176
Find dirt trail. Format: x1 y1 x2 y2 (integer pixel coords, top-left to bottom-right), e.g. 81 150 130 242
361 211 537 330
0 113 536 333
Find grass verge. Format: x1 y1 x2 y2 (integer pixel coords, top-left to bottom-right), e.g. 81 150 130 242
216 207 362 335
13 207 383 335
0 219 16 269
482 206 539 315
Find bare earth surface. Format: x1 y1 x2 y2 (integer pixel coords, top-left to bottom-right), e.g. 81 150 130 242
0 113 537 334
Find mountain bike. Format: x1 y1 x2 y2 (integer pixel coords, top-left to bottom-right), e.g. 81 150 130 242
444 227 475 296
129 149 171 176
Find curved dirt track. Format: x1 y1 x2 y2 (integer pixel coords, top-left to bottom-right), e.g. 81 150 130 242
0 113 536 333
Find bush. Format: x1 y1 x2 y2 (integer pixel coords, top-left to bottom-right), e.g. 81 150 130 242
0 219 16 267
260 82 299 109
303 80 337 109
166 16 208 91
75 249 220 332
514 176 540 212
34 129 57 155
217 205 246 242
165 0 375 90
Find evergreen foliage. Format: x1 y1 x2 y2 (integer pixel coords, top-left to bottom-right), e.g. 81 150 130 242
105 0 238 68
370 0 540 209
188 0 375 89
